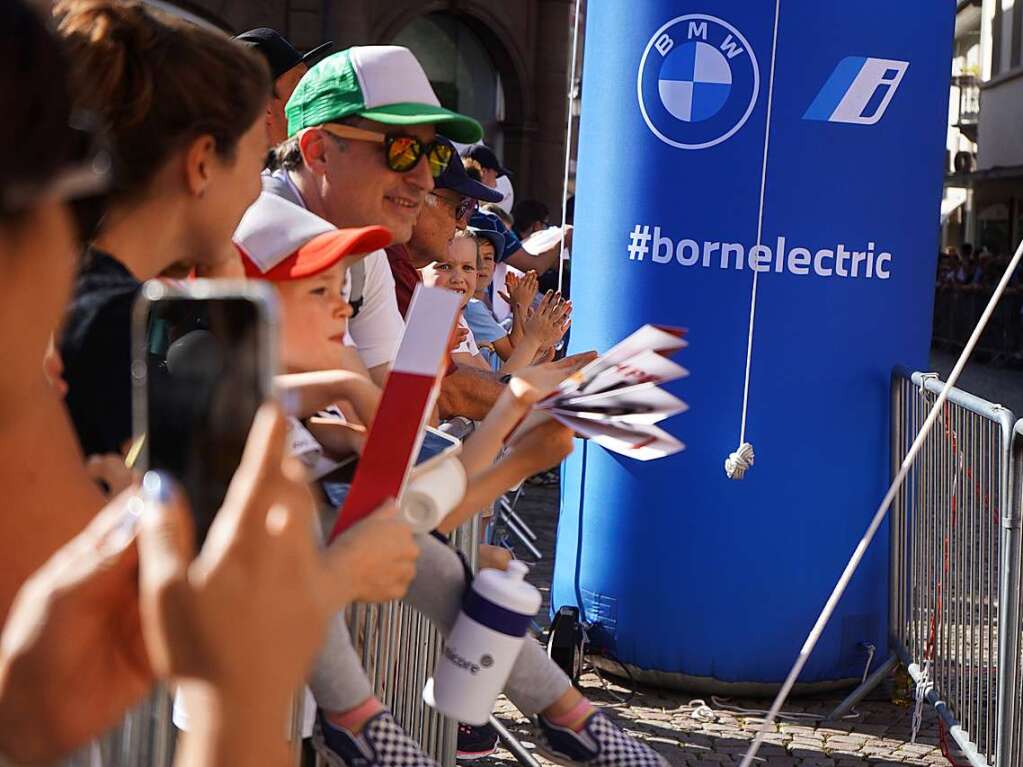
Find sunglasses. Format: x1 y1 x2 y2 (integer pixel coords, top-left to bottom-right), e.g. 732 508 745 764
428 193 477 222
319 123 454 178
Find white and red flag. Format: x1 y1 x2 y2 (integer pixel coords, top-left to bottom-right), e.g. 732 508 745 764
329 284 461 541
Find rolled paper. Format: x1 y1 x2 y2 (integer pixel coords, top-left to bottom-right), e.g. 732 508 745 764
400 455 468 533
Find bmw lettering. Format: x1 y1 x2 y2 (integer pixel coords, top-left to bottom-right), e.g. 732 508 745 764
637 14 760 150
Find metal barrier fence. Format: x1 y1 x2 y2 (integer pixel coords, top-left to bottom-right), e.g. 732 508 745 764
63 689 174 767
1002 422 1023 767
62 414 486 767
317 517 481 767
932 286 1023 361
887 368 1017 767
61 518 480 767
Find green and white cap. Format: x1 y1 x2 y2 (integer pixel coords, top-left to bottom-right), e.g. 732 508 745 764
286 46 483 143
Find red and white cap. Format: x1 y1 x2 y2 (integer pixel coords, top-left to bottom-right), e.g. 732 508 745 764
234 192 392 281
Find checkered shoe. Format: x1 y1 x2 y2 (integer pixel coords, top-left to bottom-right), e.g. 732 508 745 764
312 709 440 767
534 710 669 767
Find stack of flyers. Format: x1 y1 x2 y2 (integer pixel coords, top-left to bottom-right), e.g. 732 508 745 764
528 325 688 461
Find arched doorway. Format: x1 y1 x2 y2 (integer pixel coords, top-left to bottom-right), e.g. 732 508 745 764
392 12 506 155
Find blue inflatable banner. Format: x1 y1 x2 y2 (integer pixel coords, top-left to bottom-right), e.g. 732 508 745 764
554 1 954 688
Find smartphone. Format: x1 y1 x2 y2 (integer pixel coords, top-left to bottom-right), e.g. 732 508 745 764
319 424 461 510
132 280 278 545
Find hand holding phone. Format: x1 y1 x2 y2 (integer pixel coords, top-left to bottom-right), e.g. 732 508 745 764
132 280 277 545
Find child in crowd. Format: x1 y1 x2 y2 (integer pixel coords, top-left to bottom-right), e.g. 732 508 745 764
464 227 559 370
423 230 570 375
231 194 668 767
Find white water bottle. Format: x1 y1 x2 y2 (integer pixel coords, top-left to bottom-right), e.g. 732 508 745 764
424 561 541 724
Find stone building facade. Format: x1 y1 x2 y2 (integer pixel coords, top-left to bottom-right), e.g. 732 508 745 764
168 0 583 217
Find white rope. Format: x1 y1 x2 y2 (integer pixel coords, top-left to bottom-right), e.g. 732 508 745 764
684 695 859 726
684 644 874 729
911 659 930 743
725 443 755 480
860 643 876 684
738 232 1023 767
557 0 582 295
726 0 782 480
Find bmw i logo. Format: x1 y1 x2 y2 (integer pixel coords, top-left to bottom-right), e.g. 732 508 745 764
637 14 760 150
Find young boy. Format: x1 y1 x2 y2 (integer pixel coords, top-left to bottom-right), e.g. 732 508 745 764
233 194 668 767
422 230 570 376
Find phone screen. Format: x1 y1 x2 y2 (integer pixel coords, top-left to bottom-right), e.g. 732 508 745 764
140 296 268 544
320 427 460 509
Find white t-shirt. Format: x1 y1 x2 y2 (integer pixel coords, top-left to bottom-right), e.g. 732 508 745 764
348 248 404 369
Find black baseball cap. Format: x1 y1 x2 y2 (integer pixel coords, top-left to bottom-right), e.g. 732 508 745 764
462 144 512 178
436 138 504 203
234 28 334 81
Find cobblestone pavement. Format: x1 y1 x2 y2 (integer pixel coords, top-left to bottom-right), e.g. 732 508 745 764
480 481 961 767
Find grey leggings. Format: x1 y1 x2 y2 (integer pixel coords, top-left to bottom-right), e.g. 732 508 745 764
308 533 571 716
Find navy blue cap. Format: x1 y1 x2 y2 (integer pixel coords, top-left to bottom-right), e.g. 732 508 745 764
235 28 334 80
436 138 503 202
463 144 512 178
468 225 504 256
470 211 521 262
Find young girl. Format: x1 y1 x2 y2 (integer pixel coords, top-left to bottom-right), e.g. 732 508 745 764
423 230 570 375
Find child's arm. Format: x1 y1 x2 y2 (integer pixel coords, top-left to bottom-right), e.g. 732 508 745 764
276 370 382 426
496 291 571 375
437 419 573 533
491 335 515 361
501 271 538 348
452 354 591 478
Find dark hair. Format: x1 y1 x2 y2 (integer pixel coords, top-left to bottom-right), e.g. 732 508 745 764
0 1 77 222
270 136 304 172
55 0 270 201
512 199 550 237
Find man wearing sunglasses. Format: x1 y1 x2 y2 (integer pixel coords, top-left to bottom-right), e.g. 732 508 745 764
263 45 481 390
386 139 503 317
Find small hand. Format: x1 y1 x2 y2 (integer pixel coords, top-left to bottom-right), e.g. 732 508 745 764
523 290 572 349
448 324 469 353
276 370 382 426
328 502 420 603
509 351 598 405
499 270 539 309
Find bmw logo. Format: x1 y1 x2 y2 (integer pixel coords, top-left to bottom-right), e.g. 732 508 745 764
480 654 494 668
637 14 760 150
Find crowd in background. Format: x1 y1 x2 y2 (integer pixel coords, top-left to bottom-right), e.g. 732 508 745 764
936 242 1019 291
